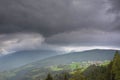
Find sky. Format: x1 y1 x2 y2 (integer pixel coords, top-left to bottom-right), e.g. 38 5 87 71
0 0 120 55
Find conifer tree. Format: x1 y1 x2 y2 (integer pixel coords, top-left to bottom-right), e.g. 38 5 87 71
112 51 120 80
64 73 69 80
45 74 53 80
70 68 86 80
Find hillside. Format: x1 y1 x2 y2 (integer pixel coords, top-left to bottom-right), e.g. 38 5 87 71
0 49 119 80
0 50 58 71
31 49 116 68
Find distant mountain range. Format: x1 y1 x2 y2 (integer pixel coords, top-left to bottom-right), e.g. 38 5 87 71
0 49 119 72
0 49 119 80
31 49 117 68
0 50 58 71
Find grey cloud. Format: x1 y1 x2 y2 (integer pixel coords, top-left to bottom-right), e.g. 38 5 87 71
0 33 44 55
0 0 120 53
108 0 120 13
0 0 113 37
0 0 75 36
46 29 120 47
107 0 120 31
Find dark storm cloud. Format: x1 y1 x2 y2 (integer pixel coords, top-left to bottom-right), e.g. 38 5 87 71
0 0 112 37
0 0 77 36
44 0 120 48
46 29 120 47
0 0 120 54
107 0 120 31
108 0 120 13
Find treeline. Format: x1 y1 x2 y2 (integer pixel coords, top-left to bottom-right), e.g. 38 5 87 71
44 51 120 80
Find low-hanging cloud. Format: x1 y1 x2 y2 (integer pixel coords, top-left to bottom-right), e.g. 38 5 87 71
0 33 44 55
46 29 120 47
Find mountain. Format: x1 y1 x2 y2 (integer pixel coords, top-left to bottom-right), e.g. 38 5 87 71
0 49 119 80
31 49 117 68
0 50 58 71
0 49 118 72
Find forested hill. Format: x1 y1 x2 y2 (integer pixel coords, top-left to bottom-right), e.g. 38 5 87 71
0 49 120 80
31 49 117 68
44 51 120 80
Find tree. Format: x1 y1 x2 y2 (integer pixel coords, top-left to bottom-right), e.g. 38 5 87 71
70 68 86 80
64 73 69 80
84 65 107 80
112 51 120 80
106 61 113 80
45 74 53 80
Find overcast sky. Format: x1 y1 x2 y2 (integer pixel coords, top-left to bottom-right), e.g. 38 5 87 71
0 0 120 55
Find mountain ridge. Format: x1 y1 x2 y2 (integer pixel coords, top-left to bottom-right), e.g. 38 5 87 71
0 50 58 71
29 49 118 68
